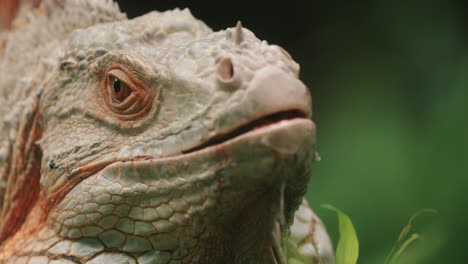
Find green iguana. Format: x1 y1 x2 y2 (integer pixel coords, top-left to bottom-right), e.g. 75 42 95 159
0 1 334 263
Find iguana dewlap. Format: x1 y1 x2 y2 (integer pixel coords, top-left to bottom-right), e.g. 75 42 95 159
0 1 334 263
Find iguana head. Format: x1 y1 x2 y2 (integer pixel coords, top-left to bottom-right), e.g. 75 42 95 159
4 6 317 263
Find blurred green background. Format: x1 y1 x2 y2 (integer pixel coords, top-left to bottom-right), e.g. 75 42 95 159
118 1 466 263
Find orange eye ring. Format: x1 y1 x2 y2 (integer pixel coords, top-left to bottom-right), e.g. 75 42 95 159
102 68 154 120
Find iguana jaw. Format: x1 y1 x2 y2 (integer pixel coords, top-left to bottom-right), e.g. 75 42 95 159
47 117 315 262
58 116 313 200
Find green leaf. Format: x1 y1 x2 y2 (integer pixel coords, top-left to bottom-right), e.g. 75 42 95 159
384 209 437 264
389 233 421 263
322 204 359 264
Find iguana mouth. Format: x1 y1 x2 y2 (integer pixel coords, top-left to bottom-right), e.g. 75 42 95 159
55 109 309 199
183 109 308 154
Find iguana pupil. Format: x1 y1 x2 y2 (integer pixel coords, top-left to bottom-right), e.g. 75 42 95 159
113 78 121 93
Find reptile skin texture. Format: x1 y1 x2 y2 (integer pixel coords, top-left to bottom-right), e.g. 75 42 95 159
0 1 334 263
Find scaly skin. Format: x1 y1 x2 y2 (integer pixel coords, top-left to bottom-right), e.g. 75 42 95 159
0 1 334 263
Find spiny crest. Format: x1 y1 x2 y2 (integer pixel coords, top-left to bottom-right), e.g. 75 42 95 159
225 20 245 45
235 20 244 44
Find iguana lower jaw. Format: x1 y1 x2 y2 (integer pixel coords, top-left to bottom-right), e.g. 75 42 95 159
43 117 315 263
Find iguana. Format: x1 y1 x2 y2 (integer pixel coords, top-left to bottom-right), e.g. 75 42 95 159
0 0 334 263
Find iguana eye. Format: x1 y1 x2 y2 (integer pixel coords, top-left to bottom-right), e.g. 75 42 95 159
107 70 132 103
102 68 154 120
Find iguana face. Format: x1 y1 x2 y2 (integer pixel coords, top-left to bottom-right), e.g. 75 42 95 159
3 7 317 264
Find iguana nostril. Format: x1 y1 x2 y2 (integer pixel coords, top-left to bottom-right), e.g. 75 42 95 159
216 57 234 82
